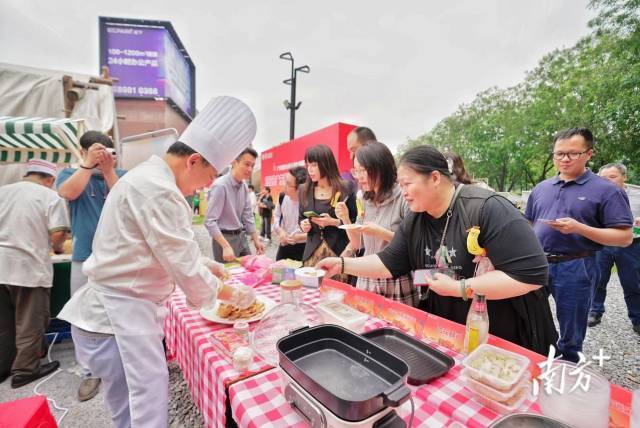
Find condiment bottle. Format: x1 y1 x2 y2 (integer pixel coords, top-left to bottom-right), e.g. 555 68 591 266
280 279 302 305
464 294 489 355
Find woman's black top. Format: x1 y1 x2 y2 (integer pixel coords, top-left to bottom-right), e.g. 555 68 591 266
299 181 357 261
377 185 558 355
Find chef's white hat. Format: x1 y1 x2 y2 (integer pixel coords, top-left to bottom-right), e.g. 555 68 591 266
26 159 57 177
180 96 257 171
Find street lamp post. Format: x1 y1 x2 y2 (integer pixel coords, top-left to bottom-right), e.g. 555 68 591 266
279 52 310 141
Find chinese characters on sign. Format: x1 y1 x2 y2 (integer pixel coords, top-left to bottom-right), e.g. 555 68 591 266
533 346 611 396
101 21 194 117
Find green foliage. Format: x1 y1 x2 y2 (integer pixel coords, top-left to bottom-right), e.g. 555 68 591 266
401 0 640 189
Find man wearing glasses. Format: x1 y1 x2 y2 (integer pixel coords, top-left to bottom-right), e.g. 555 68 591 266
525 128 633 362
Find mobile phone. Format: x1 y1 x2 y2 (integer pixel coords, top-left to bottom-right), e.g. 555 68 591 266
303 211 320 218
541 219 561 225
413 269 436 285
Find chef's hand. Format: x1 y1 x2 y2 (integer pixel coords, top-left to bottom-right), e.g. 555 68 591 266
334 202 350 224
311 213 339 228
201 256 229 280
222 245 236 262
229 284 256 309
300 219 312 233
548 217 583 235
315 257 342 277
424 272 460 297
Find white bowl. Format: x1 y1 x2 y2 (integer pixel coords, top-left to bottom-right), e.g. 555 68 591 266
294 267 326 288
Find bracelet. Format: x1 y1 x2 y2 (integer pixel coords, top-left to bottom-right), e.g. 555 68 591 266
460 278 468 301
340 257 345 275
79 164 97 170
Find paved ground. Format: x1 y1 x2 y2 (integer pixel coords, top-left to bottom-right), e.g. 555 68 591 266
1 225 637 427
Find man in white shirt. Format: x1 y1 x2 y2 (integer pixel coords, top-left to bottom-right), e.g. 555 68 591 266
58 96 258 428
0 159 70 388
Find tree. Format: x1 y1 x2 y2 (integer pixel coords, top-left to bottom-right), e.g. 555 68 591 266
401 0 640 187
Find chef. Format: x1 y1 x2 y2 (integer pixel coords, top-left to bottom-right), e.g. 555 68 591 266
58 96 258 428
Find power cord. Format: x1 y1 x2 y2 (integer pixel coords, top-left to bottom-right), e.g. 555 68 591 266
33 332 69 426
407 395 415 428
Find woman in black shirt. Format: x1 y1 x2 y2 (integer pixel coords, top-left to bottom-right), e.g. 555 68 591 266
299 145 357 267
317 145 557 354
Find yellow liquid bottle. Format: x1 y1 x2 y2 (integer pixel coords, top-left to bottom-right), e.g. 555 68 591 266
464 294 489 355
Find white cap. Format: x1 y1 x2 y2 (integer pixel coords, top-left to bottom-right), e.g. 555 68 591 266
26 159 57 177
180 96 257 171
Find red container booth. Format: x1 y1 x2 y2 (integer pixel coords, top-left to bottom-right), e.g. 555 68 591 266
260 122 356 196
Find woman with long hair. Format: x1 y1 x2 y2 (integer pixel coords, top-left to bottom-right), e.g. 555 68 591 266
299 145 357 270
335 142 418 306
317 145 558 354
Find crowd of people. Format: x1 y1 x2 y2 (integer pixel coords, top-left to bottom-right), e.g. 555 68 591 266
0 92 638 427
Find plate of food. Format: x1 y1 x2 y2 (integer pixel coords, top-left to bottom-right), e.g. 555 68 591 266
338 224 363 230
200 295 276 324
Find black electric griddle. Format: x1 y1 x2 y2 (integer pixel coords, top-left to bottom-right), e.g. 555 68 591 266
363 327 455 385
277 324 411 422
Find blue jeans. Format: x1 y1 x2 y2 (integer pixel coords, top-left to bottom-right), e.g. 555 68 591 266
590 241 640 326
548 256 599 363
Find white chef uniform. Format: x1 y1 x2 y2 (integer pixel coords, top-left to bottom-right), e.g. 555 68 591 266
58 96 257 428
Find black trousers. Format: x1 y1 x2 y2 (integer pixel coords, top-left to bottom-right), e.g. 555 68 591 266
0 285 50 375
260 215 272 239
276 243 306 261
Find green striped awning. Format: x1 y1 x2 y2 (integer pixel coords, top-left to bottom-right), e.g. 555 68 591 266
0 116 84 164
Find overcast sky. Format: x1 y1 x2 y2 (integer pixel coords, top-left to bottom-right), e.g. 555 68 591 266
1 0 594 154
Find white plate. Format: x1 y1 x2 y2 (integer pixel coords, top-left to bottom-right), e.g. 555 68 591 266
338 224 362 230
200 296 276 324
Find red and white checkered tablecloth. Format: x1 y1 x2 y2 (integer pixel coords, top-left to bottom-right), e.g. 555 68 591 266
228 332 541 428
229 368 456 428
164 274 323 428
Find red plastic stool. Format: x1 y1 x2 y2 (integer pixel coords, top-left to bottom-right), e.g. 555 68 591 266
0 396 57 428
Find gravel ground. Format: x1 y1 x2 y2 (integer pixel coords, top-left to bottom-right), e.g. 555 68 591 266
552 282 640 389
2 225 636 427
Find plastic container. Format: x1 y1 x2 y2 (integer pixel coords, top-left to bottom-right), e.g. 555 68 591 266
462 344 530 391
472 383 529 415
280 279 303 305
537 360 610 428
316 301 368 333
233 321 250 340
462 369 529 403
271 266 296 284
251 302 322 366
232 346 253 371
295 267 325 288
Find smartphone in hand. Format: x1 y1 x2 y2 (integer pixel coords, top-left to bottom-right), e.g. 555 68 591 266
303 211 320 218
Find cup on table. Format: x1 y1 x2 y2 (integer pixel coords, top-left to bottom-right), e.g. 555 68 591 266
536 361 610 428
